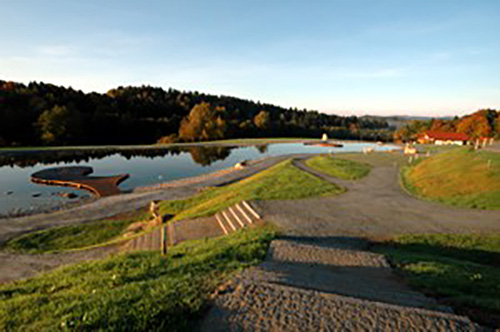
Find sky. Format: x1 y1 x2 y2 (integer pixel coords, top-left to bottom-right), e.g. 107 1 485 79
1 0 499 116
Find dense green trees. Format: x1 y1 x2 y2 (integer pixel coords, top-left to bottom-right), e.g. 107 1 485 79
0 80 390 146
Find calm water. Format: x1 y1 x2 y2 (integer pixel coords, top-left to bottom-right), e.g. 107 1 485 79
0 142 397 216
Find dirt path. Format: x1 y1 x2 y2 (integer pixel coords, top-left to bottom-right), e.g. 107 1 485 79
0 245 118 284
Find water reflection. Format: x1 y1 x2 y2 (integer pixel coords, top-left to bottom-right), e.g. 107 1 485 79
0 145 242 168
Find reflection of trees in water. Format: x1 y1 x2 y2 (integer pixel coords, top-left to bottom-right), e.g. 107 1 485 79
187 146 233 166
255 144 268 154
0 146 235 168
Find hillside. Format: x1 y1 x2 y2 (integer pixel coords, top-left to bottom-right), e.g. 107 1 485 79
402 149 500 209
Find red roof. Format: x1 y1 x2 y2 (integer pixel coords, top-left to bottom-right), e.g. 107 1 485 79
422 131 469 141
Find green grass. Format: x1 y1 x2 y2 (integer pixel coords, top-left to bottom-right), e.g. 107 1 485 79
305 155 372 180
3 213 147 254
0 226 275 331
375 233 500 327
336 151 407 167
159 159 343 221
401 148 500 209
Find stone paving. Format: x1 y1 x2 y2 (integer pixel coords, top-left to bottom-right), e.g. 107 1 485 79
200 237 480 331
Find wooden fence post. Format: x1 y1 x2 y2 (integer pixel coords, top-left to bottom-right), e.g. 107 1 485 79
161 215 168 256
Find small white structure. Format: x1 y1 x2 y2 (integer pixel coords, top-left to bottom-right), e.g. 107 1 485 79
321 133 328 141
404 144 418 155
362 146 375 154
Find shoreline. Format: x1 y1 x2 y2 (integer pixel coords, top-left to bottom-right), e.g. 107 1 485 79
0 138 392 156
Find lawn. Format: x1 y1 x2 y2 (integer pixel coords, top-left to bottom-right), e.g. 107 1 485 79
0 226 275 331
305 155 372 180
3 210 148 254
375 233 500 328
159 159 343 221
401 148 500 209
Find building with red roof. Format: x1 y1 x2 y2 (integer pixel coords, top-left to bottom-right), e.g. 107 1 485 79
418 131 469 145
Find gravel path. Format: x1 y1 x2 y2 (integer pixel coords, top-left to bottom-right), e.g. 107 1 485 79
200 237 480 331
254 156 500 237
200 154 499 331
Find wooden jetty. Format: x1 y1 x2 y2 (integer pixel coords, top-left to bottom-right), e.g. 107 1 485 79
31 166 129 197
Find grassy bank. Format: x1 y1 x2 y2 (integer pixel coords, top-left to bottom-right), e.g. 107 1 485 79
401 148 500 209
3 210 148 254
305 155 372 180
0 226 275 331
159 159 343 221
375 233 500 328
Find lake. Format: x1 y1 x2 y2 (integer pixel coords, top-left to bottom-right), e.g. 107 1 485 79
0 142 397 217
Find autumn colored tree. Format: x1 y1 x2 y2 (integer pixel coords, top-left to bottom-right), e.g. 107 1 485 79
36 105 82 145
496 113 500 137
178 102 227 142
456 113 492 139
253 110 270 130
393 120 431 142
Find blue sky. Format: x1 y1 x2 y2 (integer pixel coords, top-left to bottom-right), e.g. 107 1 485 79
1 0 499 116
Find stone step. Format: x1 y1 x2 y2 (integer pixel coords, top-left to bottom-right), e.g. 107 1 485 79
215 213 229 235
228 206 246 228
268 239 388 267
242 261 442 311
242 200 261 220
221 210 237 232
235 203 253 225
201 281 478 332
242 239 450 312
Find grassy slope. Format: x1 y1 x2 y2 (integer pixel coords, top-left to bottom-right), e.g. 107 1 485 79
159 159 343 221
0 226 275 331
375 234 500 327
305 155 372 180
402 148 500 209
3 212 148 254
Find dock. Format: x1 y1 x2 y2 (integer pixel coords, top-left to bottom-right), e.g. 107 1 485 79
31 166 129 197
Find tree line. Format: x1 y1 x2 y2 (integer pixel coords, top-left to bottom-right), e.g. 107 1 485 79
393 109 500 142
0 80 390 147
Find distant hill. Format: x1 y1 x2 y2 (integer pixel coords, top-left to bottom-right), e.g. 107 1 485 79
361 115 453 130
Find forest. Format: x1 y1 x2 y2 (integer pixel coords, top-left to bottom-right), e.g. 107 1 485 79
393 109 500 142
0 80 391 147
